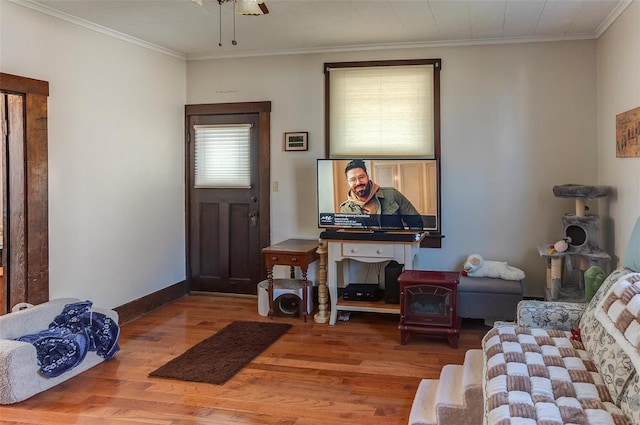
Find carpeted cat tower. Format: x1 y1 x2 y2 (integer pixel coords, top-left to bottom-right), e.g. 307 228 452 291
538 184 611 301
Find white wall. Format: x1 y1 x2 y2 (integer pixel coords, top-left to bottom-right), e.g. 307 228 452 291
4 0 634 303
188 41 599 296
0 1 187 309
597 1 640 263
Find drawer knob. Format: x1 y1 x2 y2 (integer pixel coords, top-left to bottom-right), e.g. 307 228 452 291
351 249 356 253
290 257 297 262
272 256 278 261
376 249 382 254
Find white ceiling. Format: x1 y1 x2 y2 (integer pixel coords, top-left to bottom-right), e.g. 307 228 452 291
17 0 631 60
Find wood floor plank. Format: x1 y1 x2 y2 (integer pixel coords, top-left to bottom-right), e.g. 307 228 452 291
0 294 489 424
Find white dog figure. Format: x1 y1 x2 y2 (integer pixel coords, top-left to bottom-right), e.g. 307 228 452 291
462 254 525 281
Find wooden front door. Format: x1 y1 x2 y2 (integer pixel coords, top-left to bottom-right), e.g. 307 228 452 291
186 102 270 295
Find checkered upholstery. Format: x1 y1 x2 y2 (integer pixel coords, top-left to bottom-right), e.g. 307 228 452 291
600 273 640 350
483 326 630 424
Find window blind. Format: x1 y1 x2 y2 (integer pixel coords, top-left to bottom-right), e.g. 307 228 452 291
329 64 434 157
194 124 252 188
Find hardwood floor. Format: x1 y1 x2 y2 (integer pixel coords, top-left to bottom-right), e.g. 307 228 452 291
0 295 489 425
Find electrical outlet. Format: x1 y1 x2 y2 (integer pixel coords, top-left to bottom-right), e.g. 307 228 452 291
272 181 279 192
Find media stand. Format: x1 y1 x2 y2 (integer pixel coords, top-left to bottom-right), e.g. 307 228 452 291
319 233 426 325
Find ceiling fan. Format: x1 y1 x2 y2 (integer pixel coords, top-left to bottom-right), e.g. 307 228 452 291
192 0 269 16
220 0 269 16
193 0 269 46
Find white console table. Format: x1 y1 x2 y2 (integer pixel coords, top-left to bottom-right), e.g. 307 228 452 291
322 236 424 326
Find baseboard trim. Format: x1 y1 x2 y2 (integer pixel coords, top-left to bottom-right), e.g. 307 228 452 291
189 290 257 299
114 280 189 324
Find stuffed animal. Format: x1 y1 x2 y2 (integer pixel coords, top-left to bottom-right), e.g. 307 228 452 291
585 265 606 302
548 237 571 254
461 254 526 281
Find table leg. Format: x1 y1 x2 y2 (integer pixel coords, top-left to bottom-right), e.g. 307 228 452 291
267 266 274 318
301 268 309 322
328 257 339 326
447 333 459 349
314 240 329 324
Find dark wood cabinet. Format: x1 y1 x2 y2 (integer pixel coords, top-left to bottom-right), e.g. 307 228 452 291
398 270 460 347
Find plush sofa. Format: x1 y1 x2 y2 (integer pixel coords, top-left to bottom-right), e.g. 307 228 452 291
409 218 640 425
481 216 640 425
482 267 638 424
0 297 119 404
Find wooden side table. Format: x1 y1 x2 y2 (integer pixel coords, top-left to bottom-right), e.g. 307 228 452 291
262 239 320 322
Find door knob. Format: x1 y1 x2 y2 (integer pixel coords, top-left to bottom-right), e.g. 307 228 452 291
248 211 258 227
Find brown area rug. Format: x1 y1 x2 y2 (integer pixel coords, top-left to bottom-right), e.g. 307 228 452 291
148 320 292 385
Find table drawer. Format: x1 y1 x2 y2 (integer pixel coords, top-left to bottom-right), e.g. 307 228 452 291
342 243 394 258
266 254 304 266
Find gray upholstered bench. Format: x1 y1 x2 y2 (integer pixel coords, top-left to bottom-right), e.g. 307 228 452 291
457 276 523 323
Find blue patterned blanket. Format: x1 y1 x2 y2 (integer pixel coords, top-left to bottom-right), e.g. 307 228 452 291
16 301 120 377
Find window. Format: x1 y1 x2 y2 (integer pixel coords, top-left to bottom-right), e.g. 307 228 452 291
323 60 443 247
194 124 251 188
324 59 441 159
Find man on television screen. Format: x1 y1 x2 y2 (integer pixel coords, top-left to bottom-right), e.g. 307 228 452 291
339 159 425 230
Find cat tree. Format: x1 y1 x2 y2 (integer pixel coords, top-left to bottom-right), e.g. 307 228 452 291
538 184 611 301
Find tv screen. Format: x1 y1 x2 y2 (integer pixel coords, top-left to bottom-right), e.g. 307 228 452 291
317 158 439 233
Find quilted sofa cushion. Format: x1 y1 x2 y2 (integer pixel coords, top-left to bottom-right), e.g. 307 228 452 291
482 326 629 424
580 267 636 404
594 272 640 373
619 372 640 425
622 217 640 273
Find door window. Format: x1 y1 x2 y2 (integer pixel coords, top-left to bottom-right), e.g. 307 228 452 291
194 124 251 188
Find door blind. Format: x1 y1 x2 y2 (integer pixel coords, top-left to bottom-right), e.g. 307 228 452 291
194 124 252 188
328 64 434 157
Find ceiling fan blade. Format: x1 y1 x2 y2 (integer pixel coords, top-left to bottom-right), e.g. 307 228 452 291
235 0 269 15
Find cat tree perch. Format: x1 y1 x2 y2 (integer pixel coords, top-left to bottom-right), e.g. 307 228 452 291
538 184 611 301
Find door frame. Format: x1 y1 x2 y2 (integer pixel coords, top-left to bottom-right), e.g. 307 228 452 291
184 101 271 289
0 73 49 313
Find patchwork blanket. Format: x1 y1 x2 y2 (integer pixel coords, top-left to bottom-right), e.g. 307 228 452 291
483 326 629 425
16 301 120 378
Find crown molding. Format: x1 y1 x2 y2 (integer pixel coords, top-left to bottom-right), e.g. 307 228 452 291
10 0 186 60
187 34 597 61
595 0 633 38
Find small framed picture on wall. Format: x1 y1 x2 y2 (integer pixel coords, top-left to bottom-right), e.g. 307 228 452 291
284 132 308 151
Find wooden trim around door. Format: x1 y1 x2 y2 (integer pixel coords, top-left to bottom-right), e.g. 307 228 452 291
0 73 49 313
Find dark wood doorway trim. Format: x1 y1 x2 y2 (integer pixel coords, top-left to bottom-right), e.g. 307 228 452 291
0 73 49 313
184 101 271 289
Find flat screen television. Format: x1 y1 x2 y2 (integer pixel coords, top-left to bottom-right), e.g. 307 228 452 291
317 158 440 236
